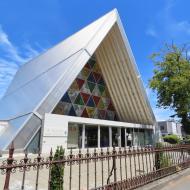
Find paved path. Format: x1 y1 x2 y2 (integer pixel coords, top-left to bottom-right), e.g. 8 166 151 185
160 173 190 190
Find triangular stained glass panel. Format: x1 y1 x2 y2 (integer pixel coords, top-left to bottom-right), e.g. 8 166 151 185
68 89 79 103
84 62 91 69
62 102 72 115
97 98 105 109
86 96 95 107
98 85 105 96
53 103 64 115
107 101 115 111
92 84 101 96
87 72 96 83
87 82 96 93
81 83 91 94
98 110 106 119
102 97 110 109
92 95 100 106
69 106 76 116
74 93 84 105
93 108 99 119
77 72 85 80
88 59 96 69
76 78 85 90
81 92 90 104
102 87 109 97
73 104 84 116
61 92 71 103
98 76 105 86
92 72 101 82
93 62 101 73
86 107 95 118
81 108 89 118
81 67 90 79
70 80 79 90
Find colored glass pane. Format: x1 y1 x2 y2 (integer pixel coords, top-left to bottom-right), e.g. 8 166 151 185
69 106 76 116
92 95 100 106
81 92 90 104
86 96 95 107
98 84 105 95
97 98 104 109
81 83 91 94
81 67 90 79
93 62 100 73
70 80 79 90
98 76 105 86
84 62 91 69
98 110 106 119
88 59 96 69
102 97 110 109
87 72 96 83
68 89 78 103
86 107 95 117
81 108 89 117
108 101 115 111
87 82 96 93
61 92 71 103
92 72 101 82
76 78 85 90
93 108 99 119
73 104 84 116
102 87 109 97
74 94 84 105
62 102 72 115
92 84 101 96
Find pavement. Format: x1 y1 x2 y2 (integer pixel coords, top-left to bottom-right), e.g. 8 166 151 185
136 168 190 190
159 173 190 190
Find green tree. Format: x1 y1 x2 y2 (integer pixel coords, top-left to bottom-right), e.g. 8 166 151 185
149 43 190 134
50 146 65 190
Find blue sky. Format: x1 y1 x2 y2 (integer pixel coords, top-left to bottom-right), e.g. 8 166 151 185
0 0 189 120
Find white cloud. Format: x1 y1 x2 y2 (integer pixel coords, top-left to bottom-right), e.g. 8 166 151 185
0 25 43 98
172 20 190 35
145 27 157 38
146 0 190 40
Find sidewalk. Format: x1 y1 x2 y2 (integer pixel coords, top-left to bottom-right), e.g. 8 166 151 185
136 168 190 190
160 172 190 190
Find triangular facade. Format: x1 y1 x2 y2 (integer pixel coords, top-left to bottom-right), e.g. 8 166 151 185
0 9 156 151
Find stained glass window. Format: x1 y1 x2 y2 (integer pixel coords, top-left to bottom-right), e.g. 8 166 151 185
53 57 118 121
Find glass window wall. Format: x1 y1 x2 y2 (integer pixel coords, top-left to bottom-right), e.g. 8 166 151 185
100 127 109 147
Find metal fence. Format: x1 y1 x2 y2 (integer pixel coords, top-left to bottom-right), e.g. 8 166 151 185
0 143 190 190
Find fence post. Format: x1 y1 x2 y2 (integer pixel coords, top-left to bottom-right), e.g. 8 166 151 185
113 146 117 184
4 142 14 190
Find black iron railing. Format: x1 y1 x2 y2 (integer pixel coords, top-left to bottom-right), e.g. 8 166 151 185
0 143 190 190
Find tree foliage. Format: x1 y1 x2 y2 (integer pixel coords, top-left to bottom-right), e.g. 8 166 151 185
50 146 65 190
149 43 190 133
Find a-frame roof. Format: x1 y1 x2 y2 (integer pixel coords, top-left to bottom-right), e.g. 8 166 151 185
0 9 155 150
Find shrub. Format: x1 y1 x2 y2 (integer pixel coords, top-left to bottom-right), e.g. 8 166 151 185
50 146 65 190
163 134 180 144
155 142 171 169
